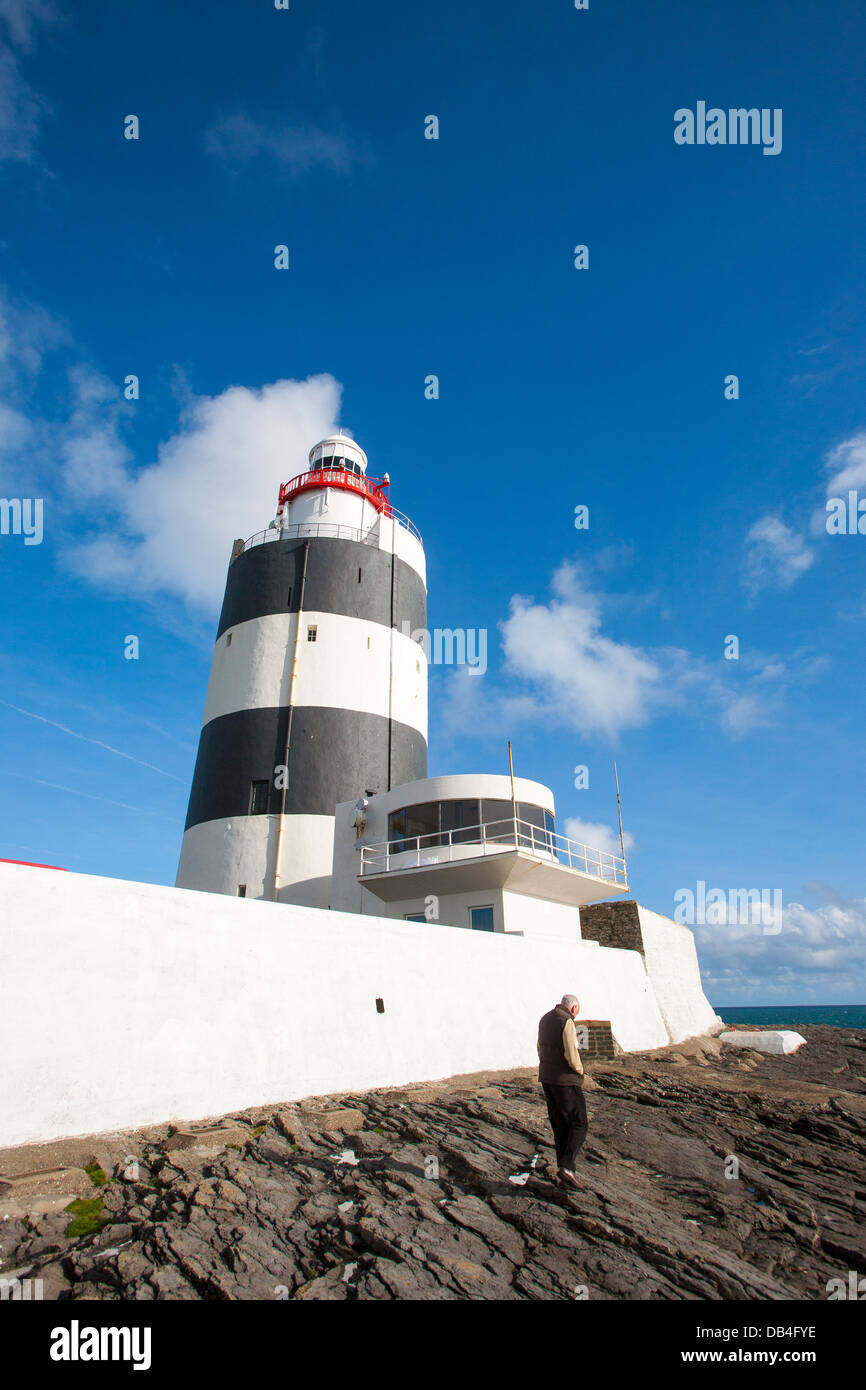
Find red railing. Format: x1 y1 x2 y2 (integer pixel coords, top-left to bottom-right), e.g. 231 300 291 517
278 467 391 515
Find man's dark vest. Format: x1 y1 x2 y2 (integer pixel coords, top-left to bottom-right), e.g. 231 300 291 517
537 1005 582 1086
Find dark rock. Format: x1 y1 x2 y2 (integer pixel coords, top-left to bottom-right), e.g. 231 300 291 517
9 1023 865 1300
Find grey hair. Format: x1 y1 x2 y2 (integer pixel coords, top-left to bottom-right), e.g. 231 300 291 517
561 994 580 1009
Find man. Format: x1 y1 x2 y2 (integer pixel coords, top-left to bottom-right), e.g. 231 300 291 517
537 993 587 1188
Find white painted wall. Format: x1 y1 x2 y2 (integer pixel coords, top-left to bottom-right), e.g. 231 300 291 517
1 861 670 1148
636 904 723 1044
501 892 583 944
176 813 334 909
203 612 427 736
284 485 381 536
374 889 508 934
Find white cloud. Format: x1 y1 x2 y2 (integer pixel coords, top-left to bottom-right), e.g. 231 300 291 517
0 0 55 163
65 374 343 611
563 817 634 859
204 111 360 176
436 559 804 744
824 430 866 495
742 516 814 594
499 562 662 738
695 895 866 1001
0 0 56 51
0 284 65 385
0 281 344 613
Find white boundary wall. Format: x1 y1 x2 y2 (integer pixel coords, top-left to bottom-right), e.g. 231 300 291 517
0 863 672 1148
636 905 723 1044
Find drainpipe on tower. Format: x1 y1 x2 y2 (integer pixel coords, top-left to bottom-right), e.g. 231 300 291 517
272 539 310 902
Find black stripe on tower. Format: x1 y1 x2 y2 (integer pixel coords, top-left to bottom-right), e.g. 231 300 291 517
183 706 428 830
217 536 426 639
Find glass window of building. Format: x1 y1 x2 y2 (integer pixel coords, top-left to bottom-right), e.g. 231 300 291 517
388 802 439 848
440 798 480 843
517 801 546 848
405 802 439 845
481 799 515 842
470 906 495 932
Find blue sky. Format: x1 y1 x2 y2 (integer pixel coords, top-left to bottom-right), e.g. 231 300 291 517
1 0 864 1005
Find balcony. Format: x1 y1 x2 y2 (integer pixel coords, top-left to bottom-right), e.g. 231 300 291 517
358 815 628 906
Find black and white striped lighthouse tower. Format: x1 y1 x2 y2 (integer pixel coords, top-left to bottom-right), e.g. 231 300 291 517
176 435 428 908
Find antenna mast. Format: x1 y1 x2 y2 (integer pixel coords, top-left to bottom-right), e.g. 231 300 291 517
614 761 626 864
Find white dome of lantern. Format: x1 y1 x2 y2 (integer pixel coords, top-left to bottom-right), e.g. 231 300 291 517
308 434 368 477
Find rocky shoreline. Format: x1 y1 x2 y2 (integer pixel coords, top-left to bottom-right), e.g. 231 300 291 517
2 1025 864 1300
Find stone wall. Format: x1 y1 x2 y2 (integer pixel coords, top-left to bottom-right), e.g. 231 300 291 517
579 900 644 954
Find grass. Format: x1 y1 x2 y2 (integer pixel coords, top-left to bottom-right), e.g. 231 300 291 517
64 1197 110 1239
84 1162 107 1188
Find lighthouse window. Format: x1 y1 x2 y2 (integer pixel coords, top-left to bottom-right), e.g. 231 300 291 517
249 780 270 815
307 625 317 642
225 632 232 647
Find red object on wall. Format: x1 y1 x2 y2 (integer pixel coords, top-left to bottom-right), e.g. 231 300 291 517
0 858 67 871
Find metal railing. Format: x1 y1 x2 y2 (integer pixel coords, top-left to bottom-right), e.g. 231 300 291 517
359 815 628 887
278 467 424 544
241 510 423 555
241 521 382 553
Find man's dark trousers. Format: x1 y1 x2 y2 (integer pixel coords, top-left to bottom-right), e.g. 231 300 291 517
542 1082 588 1170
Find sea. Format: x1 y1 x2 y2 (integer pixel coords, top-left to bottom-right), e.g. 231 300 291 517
714 1004 866 1030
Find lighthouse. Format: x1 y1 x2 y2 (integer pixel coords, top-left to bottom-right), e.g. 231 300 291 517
176 435 428 908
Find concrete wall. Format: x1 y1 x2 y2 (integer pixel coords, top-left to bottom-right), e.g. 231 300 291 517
0 861 670 1148
635 905 723 1045
501 892 583 944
